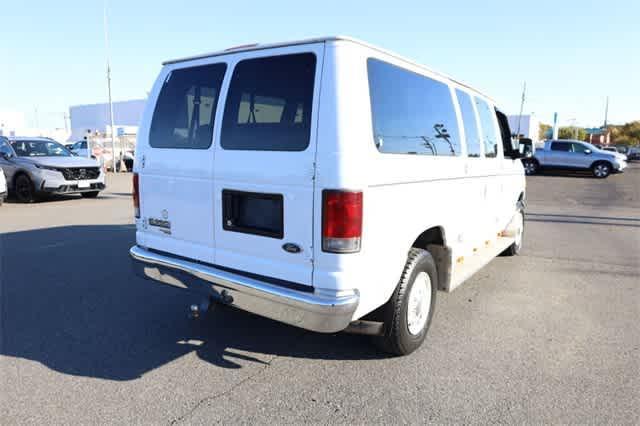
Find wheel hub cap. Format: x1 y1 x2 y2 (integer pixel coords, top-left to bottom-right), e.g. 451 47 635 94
407 272 431 336
596 165 608 177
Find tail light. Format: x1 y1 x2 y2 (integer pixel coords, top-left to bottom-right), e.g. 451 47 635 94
132 173 140 218
322 190 363 253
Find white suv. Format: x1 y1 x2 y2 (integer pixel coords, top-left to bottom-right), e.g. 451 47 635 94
130 37 526 355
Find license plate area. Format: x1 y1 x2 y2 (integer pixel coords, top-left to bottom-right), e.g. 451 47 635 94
78 181 90 188
222 190 283 239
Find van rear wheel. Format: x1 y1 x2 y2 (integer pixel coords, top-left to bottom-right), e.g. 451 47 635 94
374 248 437 356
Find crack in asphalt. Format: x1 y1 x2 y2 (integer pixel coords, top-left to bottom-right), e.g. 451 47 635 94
168 353 280 425
167 330 309 425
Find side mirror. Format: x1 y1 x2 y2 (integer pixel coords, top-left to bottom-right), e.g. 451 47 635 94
584 149 592 155
510 150 523 160
1 152 13 160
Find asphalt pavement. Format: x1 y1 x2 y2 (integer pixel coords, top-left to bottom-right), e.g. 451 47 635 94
1 165 638 424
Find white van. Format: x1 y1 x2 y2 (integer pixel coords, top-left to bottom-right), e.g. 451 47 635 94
130 37 525 355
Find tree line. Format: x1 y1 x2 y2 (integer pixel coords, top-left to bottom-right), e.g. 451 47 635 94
537 120 640 146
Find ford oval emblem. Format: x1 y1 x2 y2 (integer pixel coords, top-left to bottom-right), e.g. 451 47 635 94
282 243 302 254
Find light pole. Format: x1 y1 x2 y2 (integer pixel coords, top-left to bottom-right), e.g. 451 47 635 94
103 1 124 172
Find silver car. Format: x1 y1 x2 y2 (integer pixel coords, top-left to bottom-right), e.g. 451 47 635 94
0 137 106 202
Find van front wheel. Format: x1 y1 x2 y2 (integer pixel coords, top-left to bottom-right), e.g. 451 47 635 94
375 248 437 356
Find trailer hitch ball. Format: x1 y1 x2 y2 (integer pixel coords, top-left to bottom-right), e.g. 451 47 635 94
189 297 213 319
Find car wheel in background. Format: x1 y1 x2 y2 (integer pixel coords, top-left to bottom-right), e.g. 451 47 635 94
522 159 538 175
374 248 437 356
81 191 100 199
592 161 611 178
14 174 36 203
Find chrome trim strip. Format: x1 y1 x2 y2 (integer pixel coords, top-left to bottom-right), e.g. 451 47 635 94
129 245 358 333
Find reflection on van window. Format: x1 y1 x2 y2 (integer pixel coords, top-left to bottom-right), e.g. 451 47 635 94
238 95 285 123
367 58 461 156
455 89 482 158
149 63 227 149
221 53 316 151
474 97 500 158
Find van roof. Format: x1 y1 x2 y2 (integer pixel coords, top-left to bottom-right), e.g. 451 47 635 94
163 36 494 102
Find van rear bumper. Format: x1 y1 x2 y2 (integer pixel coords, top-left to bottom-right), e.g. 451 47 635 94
129 245 359 333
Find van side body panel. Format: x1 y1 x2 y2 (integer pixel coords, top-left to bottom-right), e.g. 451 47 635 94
313 41 524 320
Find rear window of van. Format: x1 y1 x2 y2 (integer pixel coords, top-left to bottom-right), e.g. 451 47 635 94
221 53 316 151
149 63 227 149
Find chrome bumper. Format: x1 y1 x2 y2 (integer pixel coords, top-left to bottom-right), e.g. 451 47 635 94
130 245 359 333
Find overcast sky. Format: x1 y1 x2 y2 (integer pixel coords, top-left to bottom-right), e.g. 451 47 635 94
1 0 638 129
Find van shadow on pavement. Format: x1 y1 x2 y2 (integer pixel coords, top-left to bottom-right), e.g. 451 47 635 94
1 225 385 381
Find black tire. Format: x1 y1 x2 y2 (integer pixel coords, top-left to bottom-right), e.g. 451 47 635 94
502 210 524 256
592 161 611 178
522 158 539 175
81 191 100 198
375 248 437 356
14 174 36 203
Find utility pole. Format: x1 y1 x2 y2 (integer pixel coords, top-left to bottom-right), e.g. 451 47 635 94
103 1 123 172
516 81 526 139
603 96 609 129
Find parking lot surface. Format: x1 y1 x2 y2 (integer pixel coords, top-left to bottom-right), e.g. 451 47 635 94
1 166 639 424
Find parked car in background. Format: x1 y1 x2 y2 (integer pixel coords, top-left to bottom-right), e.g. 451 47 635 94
602 146 628 162
70 140 93 158
71 140 134 171
130 36 526 355
523 139 627 178
627 147 640 161
0 137 106 202
0 167 7 205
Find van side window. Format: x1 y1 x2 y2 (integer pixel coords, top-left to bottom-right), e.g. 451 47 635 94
221 53 316 151
455 90 482 158
495 109 517 157
149 63 227 149
367 58 461 156
474 98 500 158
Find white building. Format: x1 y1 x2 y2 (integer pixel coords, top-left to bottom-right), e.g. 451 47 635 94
0 109 27 137
0 109 69 141
507 114 540 143
69 99 146 141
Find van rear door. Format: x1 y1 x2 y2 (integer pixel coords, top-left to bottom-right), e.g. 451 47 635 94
137 62 227 264
213 45 324 287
